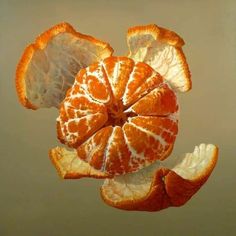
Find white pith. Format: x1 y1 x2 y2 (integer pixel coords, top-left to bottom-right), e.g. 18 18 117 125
101 144 217 202
25 32 110 108
128 33 190 92
50 147 107 178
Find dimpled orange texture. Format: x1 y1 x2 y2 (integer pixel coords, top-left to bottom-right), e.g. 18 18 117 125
57 56 179 175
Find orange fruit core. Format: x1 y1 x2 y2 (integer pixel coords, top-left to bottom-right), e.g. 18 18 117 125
105 101 132 126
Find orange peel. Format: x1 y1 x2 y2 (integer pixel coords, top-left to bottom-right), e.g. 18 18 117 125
49 146 110 179
16 22 113 109
127 24 191 92
101 144 218 211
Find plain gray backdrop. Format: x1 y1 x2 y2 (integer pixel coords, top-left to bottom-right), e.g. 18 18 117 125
1 0 235 235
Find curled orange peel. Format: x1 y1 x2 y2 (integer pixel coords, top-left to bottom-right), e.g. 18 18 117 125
16 22 113 109
127 24 191 92
101 144 218 211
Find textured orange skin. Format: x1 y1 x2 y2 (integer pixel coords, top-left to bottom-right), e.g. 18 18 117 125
15 22 114 110
127 24 185 47
101 147 218 211
15 45 37 110
127 24 192 92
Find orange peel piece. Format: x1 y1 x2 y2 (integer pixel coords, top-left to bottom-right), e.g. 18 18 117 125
49 146 110 179
127 24 191 92
100 144 218 211
16 22 113 109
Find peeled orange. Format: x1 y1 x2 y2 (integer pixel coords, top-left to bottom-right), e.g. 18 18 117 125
57 56 179 175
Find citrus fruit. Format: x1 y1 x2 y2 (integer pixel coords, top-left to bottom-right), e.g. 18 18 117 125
101 144 218 211
127 24 191 92
15 23 218 212
16 22 113 109
57 56 179 176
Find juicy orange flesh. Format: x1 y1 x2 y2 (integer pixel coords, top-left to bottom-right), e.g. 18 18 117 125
77 126 113 170
105 127 132 174
103 57 134 100
130 84 178 115
57 56 178 175
124 117 178 161
123 62 164 107
87 76 108 101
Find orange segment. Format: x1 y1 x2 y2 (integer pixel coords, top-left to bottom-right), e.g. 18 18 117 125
83 62 113 104
77 126 133 176
87 75 109 101
101 144 218 211
123 116 177 165
127 24 191 92
103 126 132 175
103 57 134 100
77 126 113 170
130 83 178 116
16 22 113 109
63 86 107 118
57 67 111 148
130 116 178 144
57 112 108 148
49 146 110 179
122 62 163 107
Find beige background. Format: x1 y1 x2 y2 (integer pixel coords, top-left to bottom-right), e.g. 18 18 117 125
1 0 235 235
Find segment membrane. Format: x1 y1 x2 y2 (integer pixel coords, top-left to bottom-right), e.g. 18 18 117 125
130 83 178 116
103 57 134 100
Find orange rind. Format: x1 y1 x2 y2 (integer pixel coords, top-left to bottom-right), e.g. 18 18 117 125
101 144 218 211
16 22 113 109
49 146 110 179
127 24 191 92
